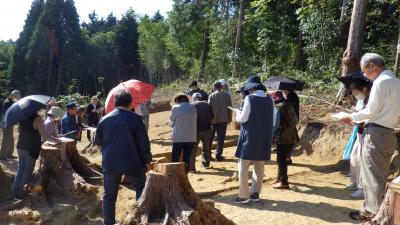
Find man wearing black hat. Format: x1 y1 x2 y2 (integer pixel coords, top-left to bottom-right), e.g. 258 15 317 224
61 103 80 140
187 81 209 101
234 76 273 204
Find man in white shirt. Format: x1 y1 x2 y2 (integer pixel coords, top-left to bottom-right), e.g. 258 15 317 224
342 53 400 221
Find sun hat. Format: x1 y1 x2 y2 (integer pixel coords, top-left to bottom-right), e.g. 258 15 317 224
47 106 64 118
244 76 265 91
11 90 22 100
170 93 190 106
219 79 228 86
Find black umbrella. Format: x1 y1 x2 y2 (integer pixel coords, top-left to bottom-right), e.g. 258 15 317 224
264 76 304 91
337 71 371 88
1 95 52 128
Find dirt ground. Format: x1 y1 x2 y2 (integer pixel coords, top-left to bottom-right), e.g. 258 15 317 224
0 107 363 225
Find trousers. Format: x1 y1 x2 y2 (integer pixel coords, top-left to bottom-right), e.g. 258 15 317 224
0 126 14 159
360 126 396 214
238 159 264 198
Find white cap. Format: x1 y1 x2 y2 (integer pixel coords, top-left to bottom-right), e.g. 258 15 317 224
192 92 202 100
219 79 228 86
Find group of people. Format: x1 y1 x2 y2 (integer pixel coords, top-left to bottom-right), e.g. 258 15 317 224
0 94 104 198
1 52 399 225
340 53 400 222
168 76 300 204
169 80 232 173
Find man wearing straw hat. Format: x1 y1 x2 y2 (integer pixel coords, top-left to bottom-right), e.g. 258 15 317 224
169 93 197 173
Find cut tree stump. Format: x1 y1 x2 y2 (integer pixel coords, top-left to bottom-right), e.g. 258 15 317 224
371 183 400 225
120 162 235 225
27 142 100 197
0 165 13 202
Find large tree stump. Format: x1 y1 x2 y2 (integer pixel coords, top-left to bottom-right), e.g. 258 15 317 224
120 162 235 225
28 142 100 198
370 183 400 225
0 165 13 202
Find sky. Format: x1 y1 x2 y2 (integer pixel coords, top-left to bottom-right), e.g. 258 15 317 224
0 0 173 41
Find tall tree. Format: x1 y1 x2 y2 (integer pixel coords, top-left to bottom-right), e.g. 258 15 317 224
11 0 44 93
232 0 245 78
115 9 140 80
336 0 368 102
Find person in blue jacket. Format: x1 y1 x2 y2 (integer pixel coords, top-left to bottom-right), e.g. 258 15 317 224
94 90 152 225
234 76 273 204
61 103 80 140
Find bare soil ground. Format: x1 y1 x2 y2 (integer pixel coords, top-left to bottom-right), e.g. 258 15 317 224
0 101 364 225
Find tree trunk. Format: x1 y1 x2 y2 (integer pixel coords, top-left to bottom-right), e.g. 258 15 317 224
198 21 210 80
335 0 368 104
339 0 349 49
55 52 64 96
120 162 235 225
0 166 13 202
47 50 54 91
27 142 101 198
371 183 400 225
232 0 245 78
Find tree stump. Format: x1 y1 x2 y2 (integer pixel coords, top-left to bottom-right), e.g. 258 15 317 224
120 162 235 225
28 142 100 197
0 165 13 202
371 183 400 225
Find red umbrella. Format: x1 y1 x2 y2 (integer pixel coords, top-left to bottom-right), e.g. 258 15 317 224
105 79 155 114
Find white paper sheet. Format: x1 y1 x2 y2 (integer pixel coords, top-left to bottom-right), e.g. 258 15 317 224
228 107 241 113
85 127 97 132
330 111 350 120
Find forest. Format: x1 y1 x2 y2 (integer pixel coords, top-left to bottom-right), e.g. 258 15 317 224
0 0 399 101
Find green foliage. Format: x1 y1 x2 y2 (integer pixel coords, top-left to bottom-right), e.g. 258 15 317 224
0 41 14 102
2 0 400 99
57 93 90 109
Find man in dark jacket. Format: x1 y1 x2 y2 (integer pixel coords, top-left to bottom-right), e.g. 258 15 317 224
86 96 102 141
0 90 21 160
189 93 213 171
234 76 273 204
187 81 209 101
61 103 80 140
94 90 152 225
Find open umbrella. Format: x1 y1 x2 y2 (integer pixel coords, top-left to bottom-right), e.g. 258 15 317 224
1 95 52 128
105 79 155 114
264 76 304 91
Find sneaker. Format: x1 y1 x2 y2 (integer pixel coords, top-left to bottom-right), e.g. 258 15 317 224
351 189 364 199
250 193 260 202
202 163 210 169
234 197 251 204
346 183 358 190
216 156 225 162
